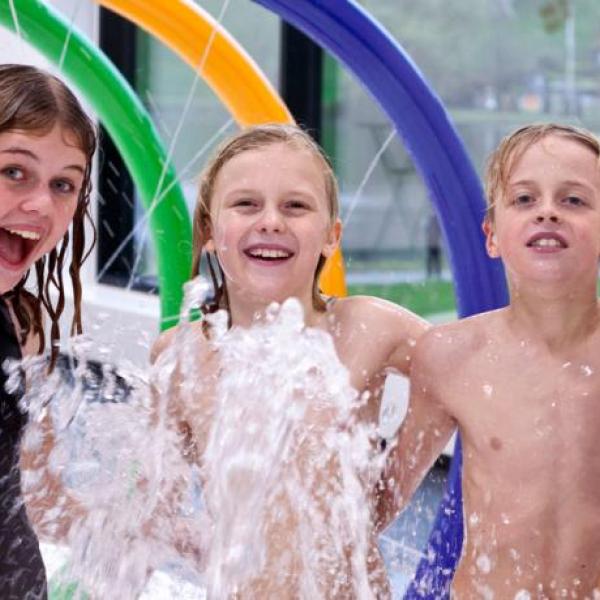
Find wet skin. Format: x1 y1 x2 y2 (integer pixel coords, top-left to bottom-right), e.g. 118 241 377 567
153 142 427 598
381 135 600 598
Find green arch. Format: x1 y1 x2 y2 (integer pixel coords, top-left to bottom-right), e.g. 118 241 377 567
0 0 192 327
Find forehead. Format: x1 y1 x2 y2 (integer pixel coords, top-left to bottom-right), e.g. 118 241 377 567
0 125 86 166
508 134 600 183
214 142 326 191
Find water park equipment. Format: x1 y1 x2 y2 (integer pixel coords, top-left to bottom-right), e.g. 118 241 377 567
0 0 191 326
0 0 510 595
250 1 509 594
91 0 348 298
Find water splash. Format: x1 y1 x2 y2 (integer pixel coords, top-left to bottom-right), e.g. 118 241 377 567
156 287 385 597
8 280 386 598
8 344 200 598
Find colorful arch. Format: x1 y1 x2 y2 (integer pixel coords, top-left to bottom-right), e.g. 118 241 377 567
95 0 292 127
251 0 508 595
94 0 347 298
3 0 509 592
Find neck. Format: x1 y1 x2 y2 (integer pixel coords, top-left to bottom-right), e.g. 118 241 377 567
226 287 323 329
506 277 600 351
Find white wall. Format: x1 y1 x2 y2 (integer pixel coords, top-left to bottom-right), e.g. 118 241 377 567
1 1 161 367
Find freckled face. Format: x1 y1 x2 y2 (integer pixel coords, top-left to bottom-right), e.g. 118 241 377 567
206 142 339 306
484 135 600 286
0 125 86 293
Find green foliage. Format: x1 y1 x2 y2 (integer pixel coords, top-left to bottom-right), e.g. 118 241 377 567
347 280 456 318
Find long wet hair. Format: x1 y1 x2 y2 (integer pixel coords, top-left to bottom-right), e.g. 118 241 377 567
485 123 600 222
192 123 339 320
0 64 97 368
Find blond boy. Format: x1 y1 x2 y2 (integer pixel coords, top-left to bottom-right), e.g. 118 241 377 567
378 124 600 598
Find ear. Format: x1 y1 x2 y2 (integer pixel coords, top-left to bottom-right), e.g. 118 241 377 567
202 217 215 253
482 218 499 258
322 219 342 258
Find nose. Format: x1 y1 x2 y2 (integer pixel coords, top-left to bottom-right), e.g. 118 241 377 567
19 185 53 216
534 200 560 224
256 205 285 233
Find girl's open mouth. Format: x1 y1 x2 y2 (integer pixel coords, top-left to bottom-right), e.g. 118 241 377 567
244 246 294 263
0 227 41 268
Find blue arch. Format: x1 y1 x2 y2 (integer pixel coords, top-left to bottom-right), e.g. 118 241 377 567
253 0 509 596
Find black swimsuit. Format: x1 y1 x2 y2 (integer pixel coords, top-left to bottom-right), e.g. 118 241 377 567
0 297 47 599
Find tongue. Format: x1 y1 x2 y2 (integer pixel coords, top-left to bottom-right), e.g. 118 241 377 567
0 229 26 265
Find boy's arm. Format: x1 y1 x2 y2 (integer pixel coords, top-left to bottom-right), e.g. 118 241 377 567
375 331 456 532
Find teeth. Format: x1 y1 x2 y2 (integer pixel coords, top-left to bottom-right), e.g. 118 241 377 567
249 248 291 258
531 237 562 248
7 228 41 241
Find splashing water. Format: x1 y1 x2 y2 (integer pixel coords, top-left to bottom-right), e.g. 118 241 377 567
156 283 385 598
8 278 385 598
8 339 199 598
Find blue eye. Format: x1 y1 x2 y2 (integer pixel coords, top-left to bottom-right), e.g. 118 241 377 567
1 166 25 181
51 179 76 195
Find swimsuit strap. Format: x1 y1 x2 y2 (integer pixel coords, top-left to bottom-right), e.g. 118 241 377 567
324 295 338 309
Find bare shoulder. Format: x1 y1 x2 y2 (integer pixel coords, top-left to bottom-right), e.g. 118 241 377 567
150 326 179 364
413 309 504 376
331 295 428 338
150 322 206 362
328 295 428 377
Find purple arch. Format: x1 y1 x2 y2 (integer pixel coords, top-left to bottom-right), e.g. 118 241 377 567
252 0 508 596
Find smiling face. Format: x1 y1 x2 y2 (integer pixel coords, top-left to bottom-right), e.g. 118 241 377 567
206 141 340 312
0 124 86 294
484 134 600 289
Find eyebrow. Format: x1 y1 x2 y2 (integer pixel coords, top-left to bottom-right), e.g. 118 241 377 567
508 178 593 190
0 147 85 175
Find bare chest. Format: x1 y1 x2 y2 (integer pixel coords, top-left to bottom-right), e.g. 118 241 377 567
443 351 600 481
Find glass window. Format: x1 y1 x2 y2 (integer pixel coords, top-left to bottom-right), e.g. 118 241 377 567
131 0 280 281
325 0 600 319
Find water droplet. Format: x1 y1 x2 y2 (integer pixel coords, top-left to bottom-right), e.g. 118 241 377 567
580 364 593 377
476 553 491 574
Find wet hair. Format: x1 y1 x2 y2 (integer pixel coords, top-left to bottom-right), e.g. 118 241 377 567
191 123 339 319
484 123 600 222
0 64 97 369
